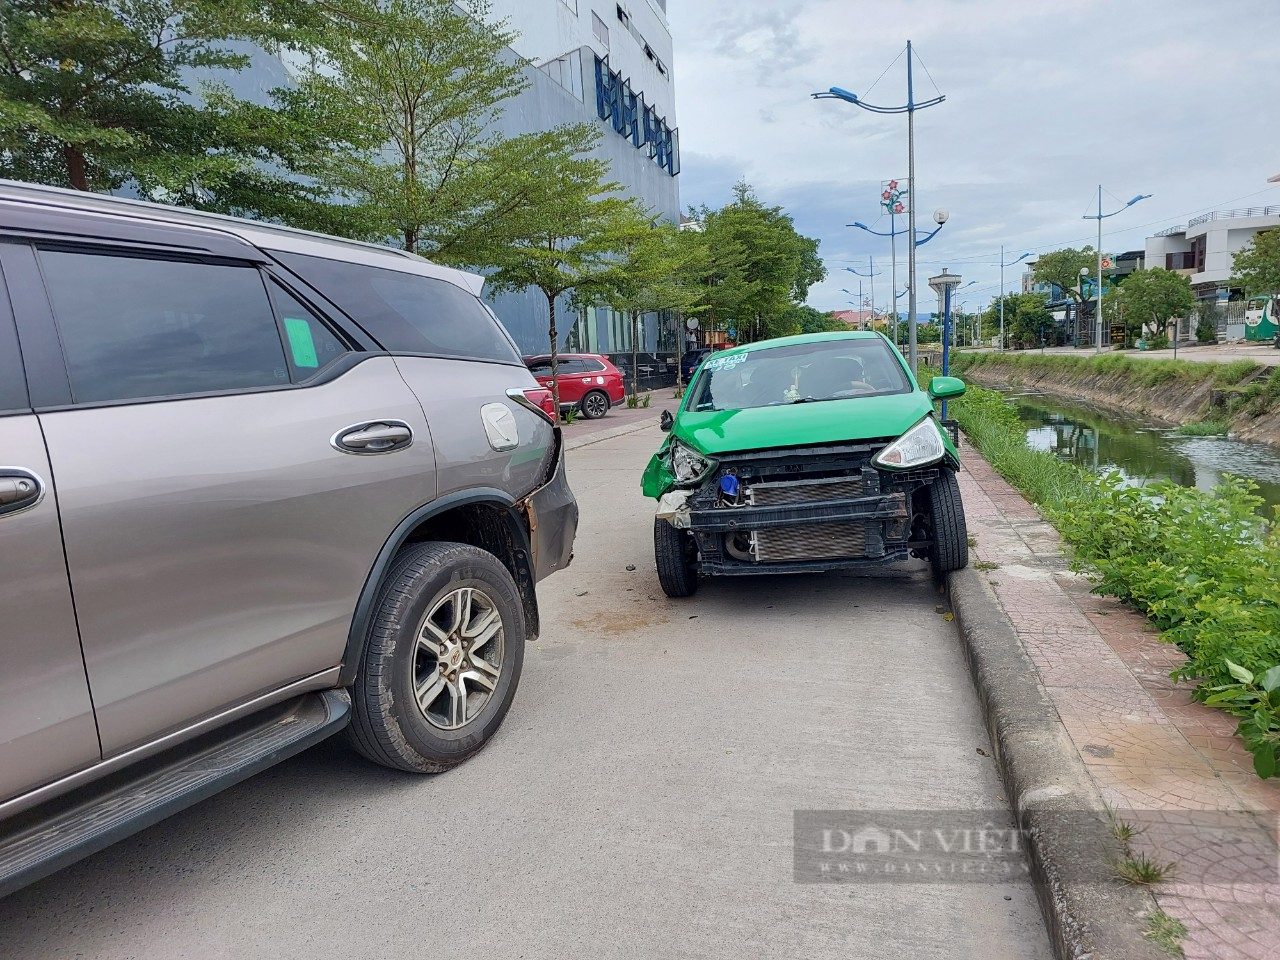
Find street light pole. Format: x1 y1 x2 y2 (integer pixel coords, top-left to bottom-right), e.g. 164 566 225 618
999 245 1006 351
814 40 945 375
1082 185 1151 353
1096 186 1103 353
849 210 947 356
905 42 920 373
890 226 898 345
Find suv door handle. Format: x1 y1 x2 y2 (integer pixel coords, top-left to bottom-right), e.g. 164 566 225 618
0 469 43 516
331 421 414 455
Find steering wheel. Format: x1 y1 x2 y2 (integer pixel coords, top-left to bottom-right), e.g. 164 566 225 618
832 381 876 396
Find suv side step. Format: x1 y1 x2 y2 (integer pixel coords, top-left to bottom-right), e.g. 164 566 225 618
0 689 350 898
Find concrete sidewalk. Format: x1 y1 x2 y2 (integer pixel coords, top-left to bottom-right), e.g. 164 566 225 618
557 392 681 447
958 446 1280 959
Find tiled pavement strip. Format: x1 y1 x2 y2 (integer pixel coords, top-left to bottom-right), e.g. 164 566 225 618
960 447 1280 959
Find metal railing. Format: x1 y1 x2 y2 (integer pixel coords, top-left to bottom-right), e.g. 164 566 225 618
1187 205 1280 227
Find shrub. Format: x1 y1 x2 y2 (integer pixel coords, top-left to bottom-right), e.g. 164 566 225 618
1213 359 1261 386
1174 420 1229 436
948 375 1280 779
1051 472 1280 777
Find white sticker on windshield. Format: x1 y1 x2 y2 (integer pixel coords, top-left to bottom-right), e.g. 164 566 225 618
704 354 747 371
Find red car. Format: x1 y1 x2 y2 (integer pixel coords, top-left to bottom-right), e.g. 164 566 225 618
525 354 627 420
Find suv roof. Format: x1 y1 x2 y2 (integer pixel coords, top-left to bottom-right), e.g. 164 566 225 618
525 353 610 361
0 179 484 296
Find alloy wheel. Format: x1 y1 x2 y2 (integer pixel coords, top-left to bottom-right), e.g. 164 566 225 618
413 587 505 730
584 393 608 418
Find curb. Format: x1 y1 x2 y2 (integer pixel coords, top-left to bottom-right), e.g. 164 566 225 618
945 565 1165 960
564 415 661 451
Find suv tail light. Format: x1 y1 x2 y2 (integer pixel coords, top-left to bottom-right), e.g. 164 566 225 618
508 387 557 424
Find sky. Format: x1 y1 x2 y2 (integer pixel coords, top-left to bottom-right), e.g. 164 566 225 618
665 0 1280 317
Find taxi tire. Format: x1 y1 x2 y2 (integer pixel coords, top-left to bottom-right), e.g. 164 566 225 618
654 518 698 597
928 469 969 574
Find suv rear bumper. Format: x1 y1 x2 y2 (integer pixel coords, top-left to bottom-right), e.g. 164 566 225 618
523 430 577 582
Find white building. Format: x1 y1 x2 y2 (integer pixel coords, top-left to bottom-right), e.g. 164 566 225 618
1145 205 1280 300
477 0 682 368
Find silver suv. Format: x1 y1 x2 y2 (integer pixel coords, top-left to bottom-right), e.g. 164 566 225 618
0 181 577 896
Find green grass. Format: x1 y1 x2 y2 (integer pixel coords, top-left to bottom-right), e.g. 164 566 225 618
1111 851 1177 885
1144 911 1188 957
953 351 1262 390
1174 420 1229 436
1213 359 1263 385
942 381 1091 510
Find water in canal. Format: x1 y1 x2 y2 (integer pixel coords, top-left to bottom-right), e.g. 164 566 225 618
1007 391 1280 515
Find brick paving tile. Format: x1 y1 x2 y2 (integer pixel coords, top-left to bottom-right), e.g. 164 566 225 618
956 450 1280 959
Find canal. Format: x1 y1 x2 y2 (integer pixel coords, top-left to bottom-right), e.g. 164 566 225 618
1008 391 1280 515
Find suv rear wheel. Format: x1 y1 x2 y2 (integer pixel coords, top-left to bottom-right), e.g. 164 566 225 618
348 542 525 772
580 390 610 420
927 470 969 574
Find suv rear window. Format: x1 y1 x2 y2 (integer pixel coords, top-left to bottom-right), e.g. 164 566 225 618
274 252 519 364
40 250 290 404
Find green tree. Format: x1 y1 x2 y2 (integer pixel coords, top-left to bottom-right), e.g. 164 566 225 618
269 0 600 259
595 216 697 395
979 293 1052 348
1232 229 1280 296
1032 247 1096 307
793 305 845 335
684 182 824 344
671 221 749 346
1112 267 1195 343
0 0 323 200
484 150 644 412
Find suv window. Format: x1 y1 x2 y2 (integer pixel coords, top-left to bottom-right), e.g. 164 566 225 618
40 250 290 404
274 253 520 364
579 358 606 373
266 280 349 379
558 359 588 374
527 359 552 377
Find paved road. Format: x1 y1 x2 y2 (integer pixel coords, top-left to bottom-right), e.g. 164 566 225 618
1 425 1050 960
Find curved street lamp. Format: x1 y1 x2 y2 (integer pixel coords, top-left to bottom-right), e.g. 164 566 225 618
1083 187 1151 352
850 209 948 348
814 41 946 374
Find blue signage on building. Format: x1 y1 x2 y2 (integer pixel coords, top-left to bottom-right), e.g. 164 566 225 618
594 55 679 177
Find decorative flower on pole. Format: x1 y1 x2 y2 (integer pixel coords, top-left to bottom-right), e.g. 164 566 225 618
881 179 908 216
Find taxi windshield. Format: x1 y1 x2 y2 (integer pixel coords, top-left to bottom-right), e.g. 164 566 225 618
689 338 911 412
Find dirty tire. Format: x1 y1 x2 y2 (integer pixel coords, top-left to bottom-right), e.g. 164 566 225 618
347 542 525 773
580 390 610 420
928 469 969 574
654 518 698 598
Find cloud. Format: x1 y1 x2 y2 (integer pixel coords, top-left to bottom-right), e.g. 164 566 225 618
669 0 1280 313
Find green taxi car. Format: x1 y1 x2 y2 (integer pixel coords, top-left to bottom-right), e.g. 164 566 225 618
642 332 969 597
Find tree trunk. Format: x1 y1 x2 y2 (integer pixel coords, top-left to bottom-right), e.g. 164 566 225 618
404 227 416 254
547 292 561 416
64 145 88 191
631 309 640 396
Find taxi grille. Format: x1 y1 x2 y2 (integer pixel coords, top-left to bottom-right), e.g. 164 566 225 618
748 478 868 562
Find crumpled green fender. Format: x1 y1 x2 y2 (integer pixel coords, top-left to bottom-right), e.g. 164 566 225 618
641 438 675 499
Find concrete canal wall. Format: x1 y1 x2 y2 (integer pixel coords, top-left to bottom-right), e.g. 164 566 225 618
952 353 1280 449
